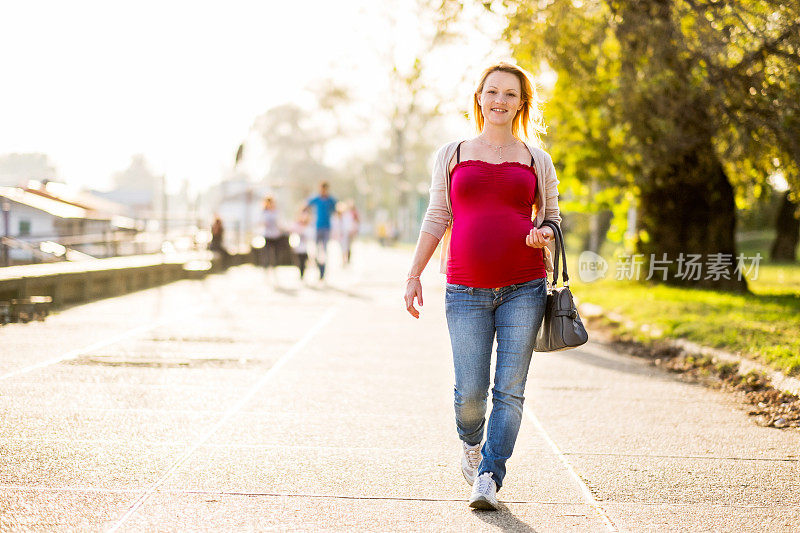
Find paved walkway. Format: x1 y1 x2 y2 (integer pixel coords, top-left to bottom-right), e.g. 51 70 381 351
1 243 798 531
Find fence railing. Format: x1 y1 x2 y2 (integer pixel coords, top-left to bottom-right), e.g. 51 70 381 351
0 226 207 267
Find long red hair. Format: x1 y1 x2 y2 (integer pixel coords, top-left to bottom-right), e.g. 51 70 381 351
473 62 546 148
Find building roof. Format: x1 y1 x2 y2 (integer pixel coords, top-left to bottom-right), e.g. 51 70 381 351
25 180 129 216
0 186 91 219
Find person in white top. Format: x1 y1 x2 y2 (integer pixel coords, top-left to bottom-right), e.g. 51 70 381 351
337 200 360 266
290 208 314 280
261 196 282 270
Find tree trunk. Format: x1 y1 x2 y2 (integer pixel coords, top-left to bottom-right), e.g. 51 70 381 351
636 141 749 292
582 209 613 254
770 191 800 262
611 0 749 292
581 178 613 254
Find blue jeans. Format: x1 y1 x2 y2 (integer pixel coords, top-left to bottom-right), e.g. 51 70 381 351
315 228 331 279
445 277 547 491
315 227 331 249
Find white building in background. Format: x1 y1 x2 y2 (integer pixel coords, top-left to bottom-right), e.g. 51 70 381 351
0 182 138 264
26 180 135 226
1 186 89 238
204 171 274 252
93 154 160 220
92 188 152 218
0 187 104 262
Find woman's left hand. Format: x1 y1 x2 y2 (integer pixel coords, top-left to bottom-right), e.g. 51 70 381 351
525 226 553 248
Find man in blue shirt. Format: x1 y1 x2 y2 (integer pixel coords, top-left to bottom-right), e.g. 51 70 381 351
305 181 337 280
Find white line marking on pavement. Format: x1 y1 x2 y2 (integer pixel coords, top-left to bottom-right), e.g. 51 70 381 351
106 306 338 533
7 433 795 463
3 380 221 389
525 408 618 532
0 436 408 452
3 484 795 510
0 483 589 504
0 319 173 381
0 484 144 494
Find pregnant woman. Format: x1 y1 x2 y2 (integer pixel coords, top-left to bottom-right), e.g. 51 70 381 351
403 61 561 510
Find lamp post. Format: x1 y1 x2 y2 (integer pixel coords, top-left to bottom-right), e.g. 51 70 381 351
161 174 168 253
2 199 10 267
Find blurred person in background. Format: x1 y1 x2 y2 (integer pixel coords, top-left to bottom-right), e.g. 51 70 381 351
337 200 360 266
291 208 314 281
209 214 229 267
261 195 283 273
304 181 337 281
377 221 389 247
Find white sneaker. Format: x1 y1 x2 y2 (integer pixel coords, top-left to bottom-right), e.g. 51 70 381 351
469 472 499 510
461 441 481 485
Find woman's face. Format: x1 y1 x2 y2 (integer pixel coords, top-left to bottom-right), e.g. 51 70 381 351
478 71 523 128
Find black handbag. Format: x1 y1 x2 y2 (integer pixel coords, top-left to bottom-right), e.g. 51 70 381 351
534 220 589 352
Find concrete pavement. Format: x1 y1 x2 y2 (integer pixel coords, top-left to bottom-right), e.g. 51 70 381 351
1 242 798 532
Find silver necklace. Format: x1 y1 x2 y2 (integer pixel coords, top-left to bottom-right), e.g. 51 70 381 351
477 137 519 160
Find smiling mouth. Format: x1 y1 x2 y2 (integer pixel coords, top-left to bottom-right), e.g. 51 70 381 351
491 108 508 113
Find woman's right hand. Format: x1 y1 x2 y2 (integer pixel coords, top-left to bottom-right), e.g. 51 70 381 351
404 279 423 319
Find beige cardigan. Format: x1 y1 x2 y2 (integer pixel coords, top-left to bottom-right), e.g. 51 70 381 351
419 140 562 275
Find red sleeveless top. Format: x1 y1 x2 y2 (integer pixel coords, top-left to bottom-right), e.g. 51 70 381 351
446 155 546 288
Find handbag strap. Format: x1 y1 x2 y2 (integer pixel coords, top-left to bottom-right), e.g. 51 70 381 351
552 221 569 285
539 220 569 286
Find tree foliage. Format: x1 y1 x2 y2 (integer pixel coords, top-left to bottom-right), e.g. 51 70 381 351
112 154 160 193
512 1 634 237
251 103 335 205
507 0 800 197
501 0 800 288
0 153 58 187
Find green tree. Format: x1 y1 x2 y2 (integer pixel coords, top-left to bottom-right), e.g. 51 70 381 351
509 2 635 254
252 103 335 206
379 0 465 241
503 0 800 291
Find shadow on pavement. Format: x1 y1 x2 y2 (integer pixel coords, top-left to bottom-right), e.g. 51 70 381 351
473 506 538 532
306 284 372 301
557 344 664 378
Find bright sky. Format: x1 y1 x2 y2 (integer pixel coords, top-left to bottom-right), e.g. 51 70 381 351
0 0 508 194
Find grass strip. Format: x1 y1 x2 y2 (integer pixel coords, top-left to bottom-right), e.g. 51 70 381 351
572 263 800 376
